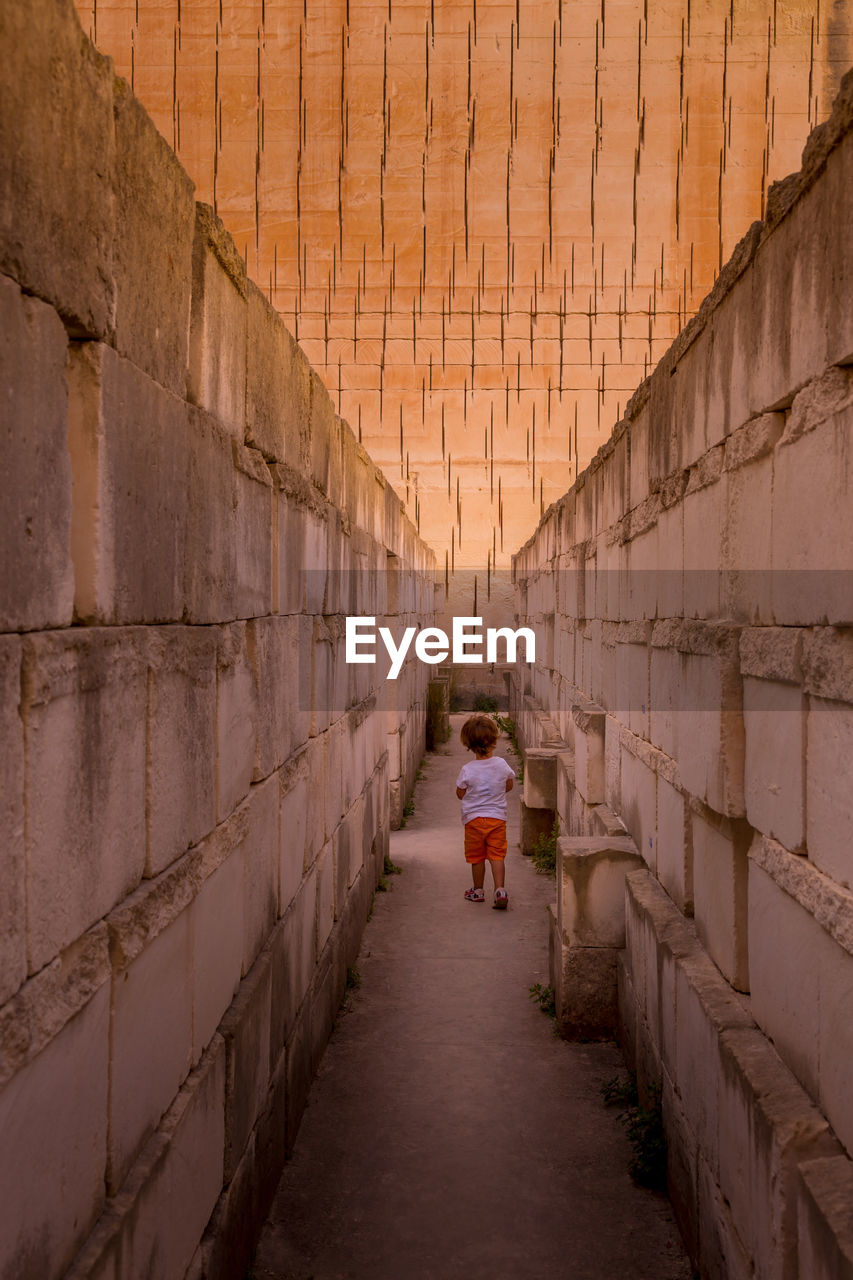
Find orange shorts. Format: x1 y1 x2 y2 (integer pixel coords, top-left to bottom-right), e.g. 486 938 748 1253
464 817 508 864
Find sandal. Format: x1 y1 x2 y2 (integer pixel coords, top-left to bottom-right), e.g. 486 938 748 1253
464 886 485 902
493 889 509 910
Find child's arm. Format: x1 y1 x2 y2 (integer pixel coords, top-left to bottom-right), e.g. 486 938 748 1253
456 785 467 799
505 778 513 792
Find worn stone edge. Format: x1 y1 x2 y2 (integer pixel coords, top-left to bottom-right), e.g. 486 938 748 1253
0 924 110 1088
750 833 853 958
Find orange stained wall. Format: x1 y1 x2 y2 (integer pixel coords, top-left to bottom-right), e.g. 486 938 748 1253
75 0 853 578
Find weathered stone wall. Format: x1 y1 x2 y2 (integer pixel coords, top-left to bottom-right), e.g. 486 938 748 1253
512 71 853 1279
0 1 434 1276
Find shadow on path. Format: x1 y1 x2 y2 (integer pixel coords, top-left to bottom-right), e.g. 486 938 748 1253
253 716 692 1280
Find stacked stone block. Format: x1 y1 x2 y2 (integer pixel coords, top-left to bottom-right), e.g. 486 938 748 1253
511 69 853 1280
0 1 435 1276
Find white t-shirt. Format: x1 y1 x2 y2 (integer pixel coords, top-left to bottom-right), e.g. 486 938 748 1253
456 755 516 823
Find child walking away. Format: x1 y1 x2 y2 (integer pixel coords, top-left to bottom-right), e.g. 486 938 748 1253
456 714 516 910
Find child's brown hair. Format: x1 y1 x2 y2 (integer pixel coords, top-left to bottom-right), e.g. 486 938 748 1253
460 713 499 757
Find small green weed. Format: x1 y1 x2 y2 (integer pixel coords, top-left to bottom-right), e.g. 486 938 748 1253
529 982 557 1019
494 714 524 781
602 1073 667 1190
383 853 402 876
345 964 361 991
624 1093 667 1189
600 1073 639 1108
530 819 560 876
399 758 423 827
494 714 518 750
473 693 499 712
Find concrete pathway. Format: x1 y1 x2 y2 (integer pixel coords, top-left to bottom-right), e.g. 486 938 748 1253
253 716 692 1280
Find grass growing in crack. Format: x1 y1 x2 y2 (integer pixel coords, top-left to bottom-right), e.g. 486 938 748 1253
494 714 516 740
529 982 557 1019
601 1073 639 1108
494 714 524 781
345 964 361 991
624 1096 667 1189
530 819 560 877
601 1073 667 1190
339 963 363 1017
377 852 403 892
400 753 427 827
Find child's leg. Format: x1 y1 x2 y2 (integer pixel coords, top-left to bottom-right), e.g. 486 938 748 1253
464 820 488 890
485 821 508 891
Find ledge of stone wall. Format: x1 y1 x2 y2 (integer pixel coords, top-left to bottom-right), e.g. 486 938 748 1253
623 870 849 1280
0 1 435 1277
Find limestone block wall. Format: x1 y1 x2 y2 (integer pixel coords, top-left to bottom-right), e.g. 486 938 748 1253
0 2 435 1277
511 71 853 1280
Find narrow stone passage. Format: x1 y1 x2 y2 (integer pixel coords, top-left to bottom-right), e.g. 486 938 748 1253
253 717 692 1280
